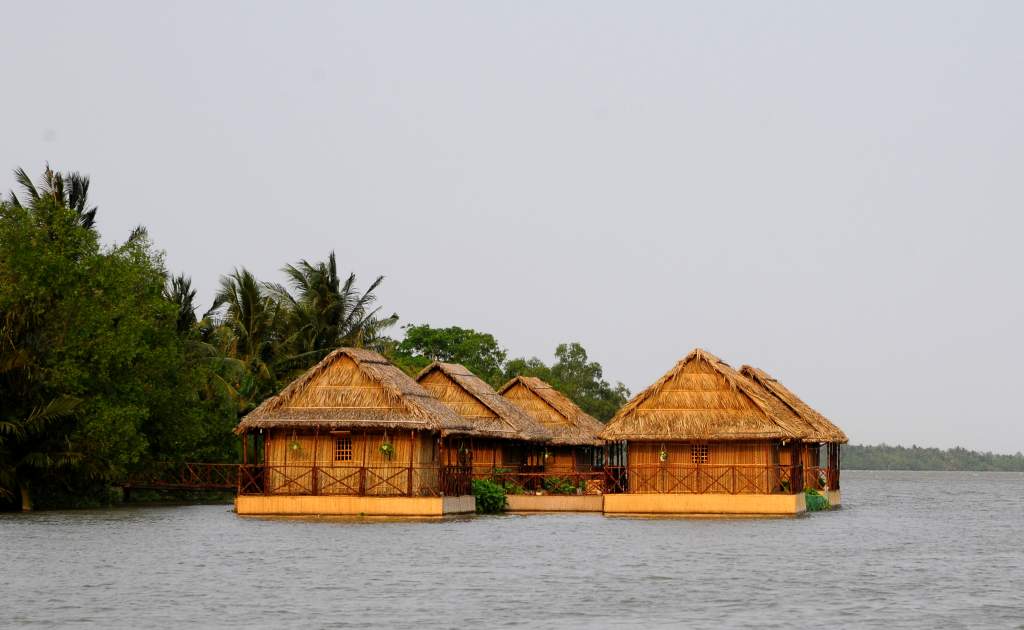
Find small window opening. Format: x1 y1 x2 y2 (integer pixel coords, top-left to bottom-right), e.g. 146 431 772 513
335 437 353 462
691 444 709 464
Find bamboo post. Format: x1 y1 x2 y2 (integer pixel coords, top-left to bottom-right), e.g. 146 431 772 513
359 430 368 495
407 430 415 497
311 426 319 496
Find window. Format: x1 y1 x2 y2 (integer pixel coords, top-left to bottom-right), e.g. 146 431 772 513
334 437 353 462
691 444 709 464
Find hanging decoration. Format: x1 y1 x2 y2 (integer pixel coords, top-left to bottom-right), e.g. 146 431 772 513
658 444 668 462
379 432 395 459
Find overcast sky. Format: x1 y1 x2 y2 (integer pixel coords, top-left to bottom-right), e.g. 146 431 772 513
4 2 1022 452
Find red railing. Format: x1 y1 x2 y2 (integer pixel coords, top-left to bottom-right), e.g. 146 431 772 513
123 463 239 490
236 464 473 497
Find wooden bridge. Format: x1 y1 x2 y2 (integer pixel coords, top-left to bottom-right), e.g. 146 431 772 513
121 463 240 493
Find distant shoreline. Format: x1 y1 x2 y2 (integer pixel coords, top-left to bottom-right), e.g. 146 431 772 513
842 444 1024 472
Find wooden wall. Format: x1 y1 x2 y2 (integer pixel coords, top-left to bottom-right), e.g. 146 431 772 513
263 429 440 495
628 441 774 466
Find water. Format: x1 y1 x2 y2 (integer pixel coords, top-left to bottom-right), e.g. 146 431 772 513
2 471 1022 629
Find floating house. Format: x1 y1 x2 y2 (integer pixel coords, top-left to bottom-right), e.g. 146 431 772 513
234 348 478 516
740 365 847 506
415 362 553 470
599 348 833 515
498 376 606 471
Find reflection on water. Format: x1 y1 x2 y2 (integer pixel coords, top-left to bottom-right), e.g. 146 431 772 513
2 471 1023 628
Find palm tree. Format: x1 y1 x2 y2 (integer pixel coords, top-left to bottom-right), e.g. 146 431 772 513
274 252 397 362
8 164 97 230
0 397 82 511
164 274 198 335
212 268 284 365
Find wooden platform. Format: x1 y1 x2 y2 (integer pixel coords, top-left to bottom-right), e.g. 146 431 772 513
235 495 475 516
603 492 807 515
506 495 604 512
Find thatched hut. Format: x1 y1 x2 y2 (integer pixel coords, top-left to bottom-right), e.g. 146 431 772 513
234 348 478 516
740 365 847 501
416 362 553 474
498 376 606 472
599 348 816 515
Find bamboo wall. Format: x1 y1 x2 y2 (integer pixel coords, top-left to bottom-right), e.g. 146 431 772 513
626 440 779 494
628 441 773 466
264 429 440 495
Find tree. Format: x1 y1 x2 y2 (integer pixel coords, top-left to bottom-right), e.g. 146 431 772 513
164 274 198 334
0 167 235 509
0 397 82 511
274 251 398 361
8 164 97 230
391 324 508 386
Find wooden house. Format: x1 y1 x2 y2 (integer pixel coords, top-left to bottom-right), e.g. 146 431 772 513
234 348 479 516
415 362 553 472
740 365 847 505
498 376 606 472
599 348 821 515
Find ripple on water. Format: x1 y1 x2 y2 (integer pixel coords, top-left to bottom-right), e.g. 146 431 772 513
1 471 1023 628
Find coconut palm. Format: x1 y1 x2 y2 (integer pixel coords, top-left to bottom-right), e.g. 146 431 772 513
8 164 97 230
164 274 198 335
274 251 397 361
0 396 83 511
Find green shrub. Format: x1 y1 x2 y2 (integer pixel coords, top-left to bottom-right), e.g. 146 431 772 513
472 478 507 513
542 476 579 495
804 488 831 512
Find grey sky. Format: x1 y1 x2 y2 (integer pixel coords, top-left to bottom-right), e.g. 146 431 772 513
3 2 1022 452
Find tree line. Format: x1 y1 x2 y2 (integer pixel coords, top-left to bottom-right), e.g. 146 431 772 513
0 165 629 510
842 444 1024 472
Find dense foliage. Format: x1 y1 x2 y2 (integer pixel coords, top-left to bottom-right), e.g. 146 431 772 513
842 444 1024 472
391 325 629 421
0 166 399 510
0 180 234 509
471 478 507 513
804 488 830 512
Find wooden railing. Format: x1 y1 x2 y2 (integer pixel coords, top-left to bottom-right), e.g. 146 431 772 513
483 469 608 496
123 463 240 490
469 464 825 495
804 466 841 491
602 464 806 495
236 464 473 497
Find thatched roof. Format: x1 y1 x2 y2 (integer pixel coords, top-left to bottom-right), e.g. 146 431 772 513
740 365 848 444
416 363 553 442
236 348 476 435
497 376 605 446
599 348 809 442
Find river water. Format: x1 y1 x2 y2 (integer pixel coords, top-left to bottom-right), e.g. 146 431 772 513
2 471 1023 629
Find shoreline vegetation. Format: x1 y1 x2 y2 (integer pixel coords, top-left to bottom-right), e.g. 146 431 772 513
843 444 1024 472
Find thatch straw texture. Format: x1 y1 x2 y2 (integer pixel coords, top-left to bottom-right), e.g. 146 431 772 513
497 376 605 446
599 349 809 442
739 365 848 444
416 363 553 442
236 348 475 435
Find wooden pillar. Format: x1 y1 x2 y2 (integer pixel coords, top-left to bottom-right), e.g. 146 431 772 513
311 426 320 495
407 429 415 496
242 432 248 465
359 430 368 495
